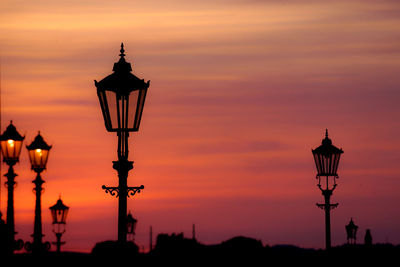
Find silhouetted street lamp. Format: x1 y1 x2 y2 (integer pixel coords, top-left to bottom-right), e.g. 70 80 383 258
95 43 149 243
49 197 69 252
127 212 137 242
345 218 358 245
0 121 24 252
25 132 52 253
312 129 343 250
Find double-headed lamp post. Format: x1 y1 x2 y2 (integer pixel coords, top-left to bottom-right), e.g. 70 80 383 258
95 43 149 243
49 197 69 252
0 121 24 252
25 132 52 253
312 129 343 250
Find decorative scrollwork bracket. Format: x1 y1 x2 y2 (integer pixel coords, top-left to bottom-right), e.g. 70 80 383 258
316 203 339 211
127 185 144 198
102 185 144 198
102 185 120 197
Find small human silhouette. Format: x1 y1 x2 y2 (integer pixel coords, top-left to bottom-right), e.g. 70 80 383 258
364 229 372 246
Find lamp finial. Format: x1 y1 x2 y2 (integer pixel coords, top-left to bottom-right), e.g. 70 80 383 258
120 43 125 58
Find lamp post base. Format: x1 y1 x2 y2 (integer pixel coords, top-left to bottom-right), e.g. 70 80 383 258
53 233 65 253
316 189 338 250
25 172 50 254
102 159 144 243
24 240 51 254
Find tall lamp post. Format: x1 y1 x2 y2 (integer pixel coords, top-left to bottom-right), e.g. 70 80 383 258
49 197 69 252
95 43 149 243
312 129 343 250
25 132 52 253
0 121 24 252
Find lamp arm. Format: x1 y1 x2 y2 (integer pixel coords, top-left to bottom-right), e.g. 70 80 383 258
331 183 337 191
317 183 323 192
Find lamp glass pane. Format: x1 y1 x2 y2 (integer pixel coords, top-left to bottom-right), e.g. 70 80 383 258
127 222 133 234
134 89 147 130
50 205 69 224
313 153 320 174
333 153 341 175
326 154 332 175
7 139 16 158
56 210 63 223
14 140 23 159
29 149 49 169
0 140 8 158
328 154 333 174
51 209 56 223
319 154 325 175
63 209 69 223
1 139 23 160
128 90 139 130
98 90 111 129
106 90 118 130
119 95 127 130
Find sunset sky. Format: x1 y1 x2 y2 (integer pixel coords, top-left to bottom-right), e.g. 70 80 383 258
1 0 400 252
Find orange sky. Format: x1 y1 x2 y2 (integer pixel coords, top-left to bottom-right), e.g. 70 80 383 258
1 0 400 252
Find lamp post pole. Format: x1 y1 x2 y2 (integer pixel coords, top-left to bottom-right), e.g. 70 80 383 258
5 163 17 244
317 185 337 250
324 189 332 250
102 136 144 243
114 157 132 243
32 171 45 252
54 233 63 252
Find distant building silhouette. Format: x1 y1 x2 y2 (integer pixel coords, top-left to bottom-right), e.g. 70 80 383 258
92 234 400 264
151 233 264 262
92 240 139 257
219 236 264 256
153 233 202 258
364 229 373 246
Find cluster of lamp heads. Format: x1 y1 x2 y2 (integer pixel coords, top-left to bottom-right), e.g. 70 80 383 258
0 120 67 225
0 120 51 172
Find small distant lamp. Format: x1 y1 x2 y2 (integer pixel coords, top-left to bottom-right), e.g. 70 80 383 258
345 218 358 245
49 197 69 252
126 212 137 242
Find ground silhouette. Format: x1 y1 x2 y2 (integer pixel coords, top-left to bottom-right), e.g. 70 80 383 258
5 233 400 266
